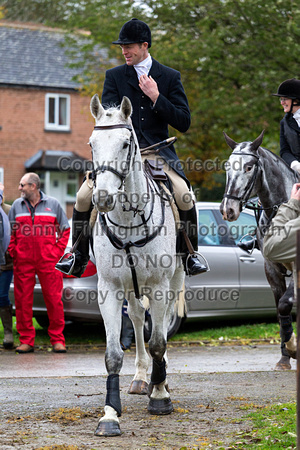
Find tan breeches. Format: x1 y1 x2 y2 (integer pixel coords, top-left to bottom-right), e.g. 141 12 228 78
75 156 193 212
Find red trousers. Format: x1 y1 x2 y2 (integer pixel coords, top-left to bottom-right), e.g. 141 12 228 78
14 261 65 346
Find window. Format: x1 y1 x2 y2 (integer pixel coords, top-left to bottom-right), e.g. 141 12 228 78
0 168 3 184
198 209 221 246
45 94 70 131
226 212 257 245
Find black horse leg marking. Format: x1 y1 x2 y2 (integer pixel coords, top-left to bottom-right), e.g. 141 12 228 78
105 374 122 417
147 357 173 415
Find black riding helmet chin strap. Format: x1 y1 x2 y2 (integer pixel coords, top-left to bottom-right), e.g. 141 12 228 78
290 98 300 113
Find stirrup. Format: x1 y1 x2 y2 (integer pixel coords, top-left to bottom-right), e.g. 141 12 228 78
185 252 210 276
55 252 75 275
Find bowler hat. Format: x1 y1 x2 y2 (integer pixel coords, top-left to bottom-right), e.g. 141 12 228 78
112 18 151 48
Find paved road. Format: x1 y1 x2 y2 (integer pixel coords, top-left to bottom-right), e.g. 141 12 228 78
0 343 296 378
0 344 297 449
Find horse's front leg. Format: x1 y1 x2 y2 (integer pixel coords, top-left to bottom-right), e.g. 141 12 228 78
94 288 124 437
147 288 173 415
127 294 150 395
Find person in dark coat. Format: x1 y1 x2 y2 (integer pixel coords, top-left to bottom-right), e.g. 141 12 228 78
0 182 14 349
56 18 207 278
272 78 300 172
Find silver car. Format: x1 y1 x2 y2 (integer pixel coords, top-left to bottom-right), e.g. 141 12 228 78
10 202 275 338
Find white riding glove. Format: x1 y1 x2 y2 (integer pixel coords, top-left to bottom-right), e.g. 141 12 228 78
291 160 300 174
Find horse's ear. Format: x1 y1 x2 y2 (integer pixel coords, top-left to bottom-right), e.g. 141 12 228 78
90 94 105 120
120 96 132 119
250 130 265 151
223 131 238 150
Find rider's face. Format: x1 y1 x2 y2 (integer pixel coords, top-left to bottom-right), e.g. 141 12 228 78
280 97 292 114
120 43 148 66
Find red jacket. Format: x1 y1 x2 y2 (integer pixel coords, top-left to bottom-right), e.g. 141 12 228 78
8 192 70 265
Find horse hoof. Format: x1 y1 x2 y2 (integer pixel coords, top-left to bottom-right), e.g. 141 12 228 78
128 380 148 395
275 356 291 370
148 397 174 415
94 421 121 436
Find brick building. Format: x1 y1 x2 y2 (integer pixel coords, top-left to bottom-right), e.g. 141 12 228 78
0 21 98 217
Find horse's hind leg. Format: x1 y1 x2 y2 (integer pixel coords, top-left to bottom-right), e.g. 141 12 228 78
264 260 293 370
278 280 296 364
94 290 124 437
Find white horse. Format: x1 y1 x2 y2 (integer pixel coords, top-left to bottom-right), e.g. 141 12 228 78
89 94 185 436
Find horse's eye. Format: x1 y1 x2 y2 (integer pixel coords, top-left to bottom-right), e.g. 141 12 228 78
245 165 252 172
123 142 129 150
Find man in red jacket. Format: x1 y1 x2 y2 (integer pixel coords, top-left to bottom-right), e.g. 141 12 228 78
9 173 70 353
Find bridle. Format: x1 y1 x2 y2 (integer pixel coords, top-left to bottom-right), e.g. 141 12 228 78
223 150 281 230
92 124 136 190
223 152 260 212
90 122 167 300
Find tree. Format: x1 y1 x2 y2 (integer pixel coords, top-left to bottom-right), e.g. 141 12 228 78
2 0 300 198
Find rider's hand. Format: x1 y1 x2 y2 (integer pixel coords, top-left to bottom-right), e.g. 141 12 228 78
290 183 300 201
139 75 159 104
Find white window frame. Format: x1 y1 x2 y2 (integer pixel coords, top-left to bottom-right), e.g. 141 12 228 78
0 168 3 184
45 93 70 131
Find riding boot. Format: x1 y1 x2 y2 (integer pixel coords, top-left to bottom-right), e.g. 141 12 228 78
178 207 208 276
0 305 14 349
238 236 259 254
55 208 91 278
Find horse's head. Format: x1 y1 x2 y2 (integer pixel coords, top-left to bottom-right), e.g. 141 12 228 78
89 94 135 212
220 130 264 221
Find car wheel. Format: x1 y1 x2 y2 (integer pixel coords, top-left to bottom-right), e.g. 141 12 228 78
167 313 183 339
143 312 183 342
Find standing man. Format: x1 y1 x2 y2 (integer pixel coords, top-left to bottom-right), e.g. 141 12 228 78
0 182 14 349
56 18 207 278
9 173 70 353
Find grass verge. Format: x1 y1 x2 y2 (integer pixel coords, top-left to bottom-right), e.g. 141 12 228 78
0 316 283 347
226 402 296 449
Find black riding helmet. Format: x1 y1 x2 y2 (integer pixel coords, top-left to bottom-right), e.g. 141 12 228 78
272 78 300 111
112 18 151 48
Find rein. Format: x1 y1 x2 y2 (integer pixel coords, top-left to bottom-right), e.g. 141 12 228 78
223 152 260 211
91 122 168 300
223 150 283 232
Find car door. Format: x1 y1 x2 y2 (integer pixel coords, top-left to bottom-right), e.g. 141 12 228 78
225 210 275 311
185 205 240 316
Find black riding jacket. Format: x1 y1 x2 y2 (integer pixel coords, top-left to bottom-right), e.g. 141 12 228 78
280 113 300 166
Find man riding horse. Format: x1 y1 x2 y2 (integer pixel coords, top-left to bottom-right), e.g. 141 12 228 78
56 18 207 278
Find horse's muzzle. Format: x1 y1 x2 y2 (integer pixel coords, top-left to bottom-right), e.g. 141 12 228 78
93 189 115 212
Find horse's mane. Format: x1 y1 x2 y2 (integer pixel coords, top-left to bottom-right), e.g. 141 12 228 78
258 145 300 183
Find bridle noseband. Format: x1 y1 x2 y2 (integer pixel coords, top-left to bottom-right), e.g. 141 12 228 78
92 124 136 190
223 152 260 211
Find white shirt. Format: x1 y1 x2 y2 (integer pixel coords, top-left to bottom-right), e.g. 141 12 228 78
133 54 152 79
293 109 300 127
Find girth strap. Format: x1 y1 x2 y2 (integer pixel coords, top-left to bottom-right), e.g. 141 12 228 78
97 184 167 299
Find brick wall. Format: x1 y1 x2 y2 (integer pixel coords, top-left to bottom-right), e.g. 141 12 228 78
0 86 94 203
